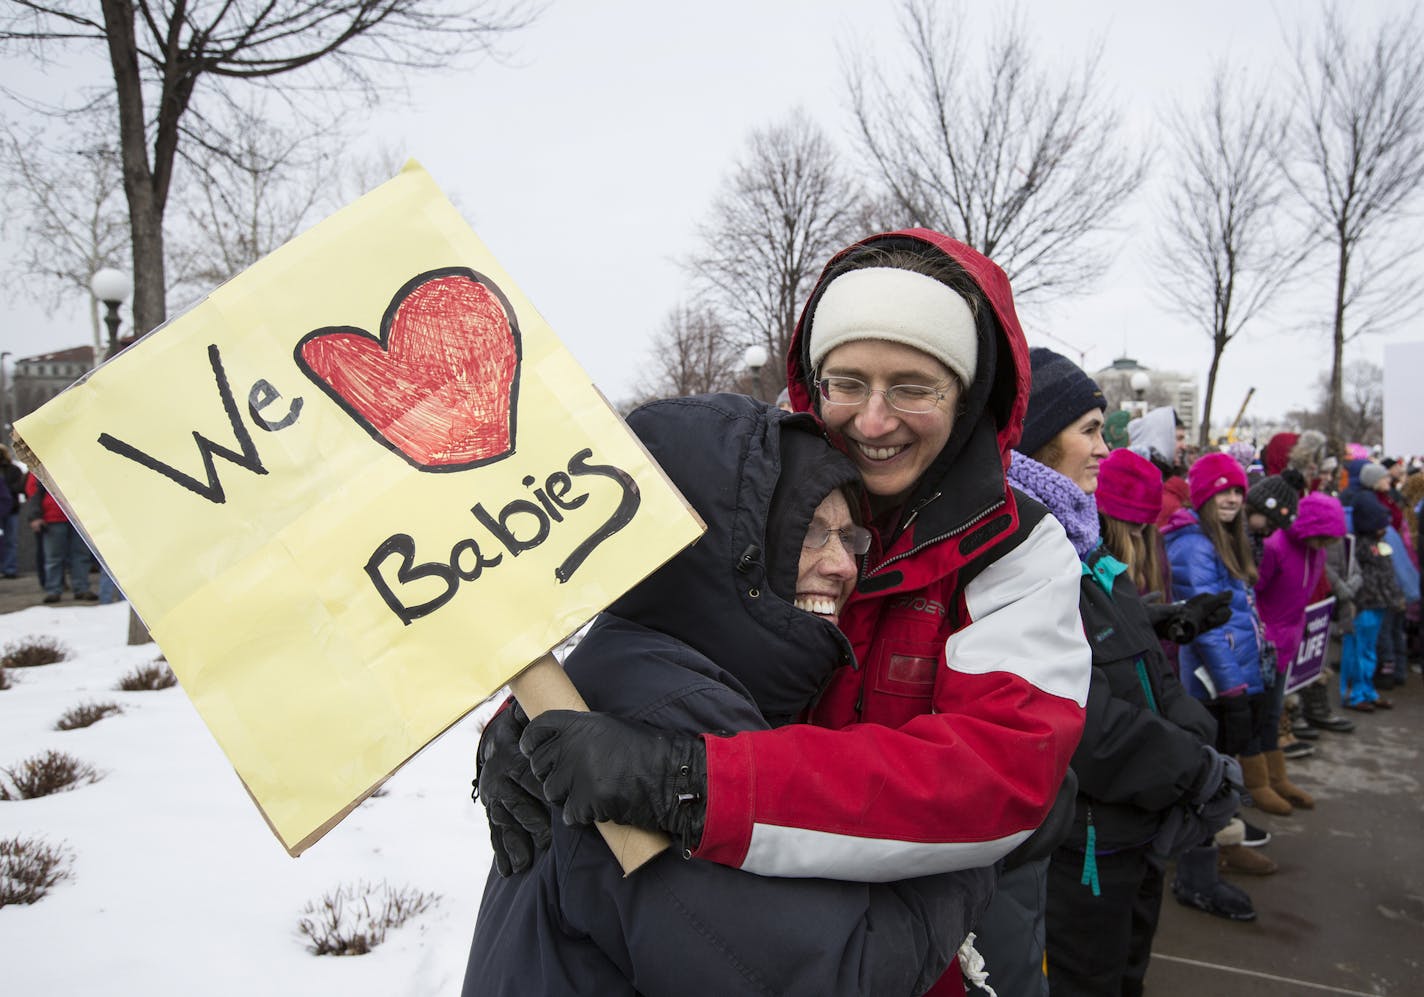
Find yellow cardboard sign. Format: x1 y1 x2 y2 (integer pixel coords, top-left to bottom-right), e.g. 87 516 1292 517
15 163 703 854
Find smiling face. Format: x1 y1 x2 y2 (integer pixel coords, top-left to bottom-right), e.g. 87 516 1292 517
1213 487 1245 523
817 340 960 509
793 490 860 628
1040 409 1109 494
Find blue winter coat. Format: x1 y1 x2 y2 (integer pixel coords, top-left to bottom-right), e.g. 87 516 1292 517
1162 509 1264 700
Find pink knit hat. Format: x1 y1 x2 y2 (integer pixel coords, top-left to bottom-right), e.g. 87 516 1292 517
1189 451 1249 510
1096 449 1164 524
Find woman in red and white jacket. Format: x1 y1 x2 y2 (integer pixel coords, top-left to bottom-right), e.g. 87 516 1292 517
480 231 1091 995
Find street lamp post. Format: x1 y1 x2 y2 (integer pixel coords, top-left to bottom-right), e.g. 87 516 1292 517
1129 371 1151 418
90 268 134 362
742 344 769 401
87 266 150 645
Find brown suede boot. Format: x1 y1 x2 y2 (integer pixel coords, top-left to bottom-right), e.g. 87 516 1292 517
1240 753 1293 815
1266 748 1315 809
1219 843 1278 875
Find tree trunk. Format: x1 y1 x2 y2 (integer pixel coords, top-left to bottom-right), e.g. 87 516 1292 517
100 0 159 645
100 0 167 341
1327 231 1350 456
1200 339 1224 450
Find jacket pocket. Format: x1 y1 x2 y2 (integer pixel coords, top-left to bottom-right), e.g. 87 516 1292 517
861 637 939 727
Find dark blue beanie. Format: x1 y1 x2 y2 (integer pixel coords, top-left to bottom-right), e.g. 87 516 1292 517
1351 493 1390 535
1019 347 1107 458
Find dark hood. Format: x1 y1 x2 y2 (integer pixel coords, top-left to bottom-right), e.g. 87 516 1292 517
783 230 1030 562
608 394 859 722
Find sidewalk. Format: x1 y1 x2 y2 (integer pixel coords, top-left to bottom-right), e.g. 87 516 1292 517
1147 674 1422 997
0 570 116 616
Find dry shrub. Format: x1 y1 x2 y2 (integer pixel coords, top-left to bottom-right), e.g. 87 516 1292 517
0 667 10 691
115 660 177 691
55 701 125 730
0 836 73 907
297 881 439 956
1 750 102 799
1 635 71 669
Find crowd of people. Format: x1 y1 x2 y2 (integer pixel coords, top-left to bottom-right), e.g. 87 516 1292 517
464 227 1412 996
0 443 121 605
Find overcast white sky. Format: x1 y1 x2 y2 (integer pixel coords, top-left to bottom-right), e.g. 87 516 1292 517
3 0 1421 429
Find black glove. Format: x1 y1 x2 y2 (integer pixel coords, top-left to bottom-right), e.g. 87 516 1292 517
1156 591 1233 644
1212 693 1254 756
473 701 551 877
1151 747 1242 860
521 711 707 854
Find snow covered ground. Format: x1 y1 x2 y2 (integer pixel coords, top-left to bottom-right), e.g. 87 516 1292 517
0 602 502 996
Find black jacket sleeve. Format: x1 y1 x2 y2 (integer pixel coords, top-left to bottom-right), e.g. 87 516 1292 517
1154 662 1216 745
1071 666 1211 813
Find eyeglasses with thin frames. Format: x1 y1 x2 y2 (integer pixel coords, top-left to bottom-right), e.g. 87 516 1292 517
803 522 873 556
815 376 949 415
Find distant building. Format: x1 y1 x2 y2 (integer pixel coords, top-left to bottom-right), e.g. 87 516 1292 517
10 346 95 427
1092 356 1200 441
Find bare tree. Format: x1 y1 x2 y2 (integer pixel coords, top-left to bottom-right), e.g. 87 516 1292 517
847 0 1147 300
1283 5 1424 451
687 110 868 399
1151 67 1303 448
0 113 129 362
628 304 741 406
1 0 536 343
1324 360 1385 445
167 103 343 301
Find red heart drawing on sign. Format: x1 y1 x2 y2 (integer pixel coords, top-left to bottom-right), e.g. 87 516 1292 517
295 268 521 470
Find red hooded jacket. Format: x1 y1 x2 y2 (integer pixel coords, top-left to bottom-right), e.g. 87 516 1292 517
696 232 1090 928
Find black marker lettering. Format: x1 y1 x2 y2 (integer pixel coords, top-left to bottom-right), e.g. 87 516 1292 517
472 499 550 556
365 534 459 626
97 344 268 505
544 471 584 511
523 474 564 523
450 537 502 581
248 379 303 431
363 448 642 623
556 448 640 583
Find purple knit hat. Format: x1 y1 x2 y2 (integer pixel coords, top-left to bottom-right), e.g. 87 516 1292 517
1189 451 1249 510
1096 448 1163 524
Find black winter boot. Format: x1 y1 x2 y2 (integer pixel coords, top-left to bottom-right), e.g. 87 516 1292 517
1301 681 1355 733
1172 845 1257 921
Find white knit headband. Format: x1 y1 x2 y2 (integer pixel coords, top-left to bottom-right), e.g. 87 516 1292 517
809 267 977 385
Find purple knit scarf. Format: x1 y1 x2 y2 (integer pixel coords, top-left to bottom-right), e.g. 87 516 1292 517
1007 451 1101 558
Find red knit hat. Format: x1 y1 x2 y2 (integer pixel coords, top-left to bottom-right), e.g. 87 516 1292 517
1189 452 1249 510
1096 449 1164 524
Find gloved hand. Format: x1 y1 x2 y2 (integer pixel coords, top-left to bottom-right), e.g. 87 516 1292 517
473 701 551 877
1157 591 1233 644
1152 747 1242 859
521 711 707 854
1212 692 1254 755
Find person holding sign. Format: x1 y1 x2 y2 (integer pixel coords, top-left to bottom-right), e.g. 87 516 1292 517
464 394 996 997
479 230 1091 995
1254 491 1346 808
